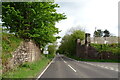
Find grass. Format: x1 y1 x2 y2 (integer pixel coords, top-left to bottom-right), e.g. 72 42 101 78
2 32 23 64
66 54 120 63
2 32 22 54
2 32 55 78
2 54 53 78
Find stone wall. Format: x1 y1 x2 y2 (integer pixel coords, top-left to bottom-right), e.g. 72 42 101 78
91 37 118 44
76 37 98 59
76 33 118 60
3 40 41 72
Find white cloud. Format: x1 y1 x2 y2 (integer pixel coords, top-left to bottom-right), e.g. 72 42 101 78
55 0 119 43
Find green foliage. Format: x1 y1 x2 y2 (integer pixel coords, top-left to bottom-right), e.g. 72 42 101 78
103 29 110 37
58 29 85 56
2 55 51 78
94 29 103 37
2 32 23 64
67 54 120 63
48 44 57 55
91 43 120 55
2 2 66 48
94 29 111 37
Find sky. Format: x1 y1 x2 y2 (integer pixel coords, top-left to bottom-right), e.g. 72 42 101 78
55 0 120 44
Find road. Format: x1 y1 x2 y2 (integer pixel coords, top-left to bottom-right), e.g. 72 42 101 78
38 54 119 79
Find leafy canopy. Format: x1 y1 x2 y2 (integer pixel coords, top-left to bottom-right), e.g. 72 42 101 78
2 2 66 47
58 28 85 55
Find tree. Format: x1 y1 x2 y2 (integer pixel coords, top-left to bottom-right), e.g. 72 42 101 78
48 44 57 55
2 2 66 48
94 29 103 37
58 28 85 56
103 29 110 37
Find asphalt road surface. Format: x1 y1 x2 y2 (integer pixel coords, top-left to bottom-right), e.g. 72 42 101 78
39 54 119 79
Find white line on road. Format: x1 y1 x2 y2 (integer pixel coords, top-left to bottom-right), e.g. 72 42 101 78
36 57 55 80
64 61 67 63
83 62 119 72
115 69 118 72
97 65 101 66
104 66 109 69
68 65 77 72
61 57 64 61
64 56 119 73
109 67 114 70
61 57 67 64
61 56 77 72
100 66 104 68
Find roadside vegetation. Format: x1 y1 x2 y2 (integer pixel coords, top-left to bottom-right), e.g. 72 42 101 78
48 43 58 55
91 43 120 55
58 27 85 56
2 2 66 78
2 54 54 78
58 27 119 63
66 54 120 63
2 32 56 78
2 32 23 66
2 2 66 49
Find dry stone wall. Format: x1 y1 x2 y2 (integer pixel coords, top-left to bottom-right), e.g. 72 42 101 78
3 40 41 72
91 37 118 44
76 34 118 60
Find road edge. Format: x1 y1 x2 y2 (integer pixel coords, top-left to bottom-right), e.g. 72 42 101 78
36 57 55 80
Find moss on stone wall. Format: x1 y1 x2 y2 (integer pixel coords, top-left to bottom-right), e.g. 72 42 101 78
2 33 23 72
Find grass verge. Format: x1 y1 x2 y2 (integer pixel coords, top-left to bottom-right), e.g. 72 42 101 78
2 54 53 78
66 54 120 63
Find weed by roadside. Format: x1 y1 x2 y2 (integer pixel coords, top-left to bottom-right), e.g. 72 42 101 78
2 54 53 78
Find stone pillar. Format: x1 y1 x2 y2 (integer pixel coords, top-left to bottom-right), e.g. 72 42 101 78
85 33 91 59
85 33 91 46
76 39 81 57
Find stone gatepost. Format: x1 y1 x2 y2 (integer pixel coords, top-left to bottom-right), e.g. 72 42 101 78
76 39 81 57
85 33 91 46
85 33 91 59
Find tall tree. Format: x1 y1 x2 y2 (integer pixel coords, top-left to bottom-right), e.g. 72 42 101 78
2 2 66 48
48 44 57 55
103 29 110 37
94 29 103 37
58 29 85 56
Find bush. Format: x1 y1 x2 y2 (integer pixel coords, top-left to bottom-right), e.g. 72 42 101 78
91 43 120 55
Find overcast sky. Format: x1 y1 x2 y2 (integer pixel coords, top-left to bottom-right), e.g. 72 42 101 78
55 0 119 42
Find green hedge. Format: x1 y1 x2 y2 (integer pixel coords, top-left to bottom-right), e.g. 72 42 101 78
91 43 120 55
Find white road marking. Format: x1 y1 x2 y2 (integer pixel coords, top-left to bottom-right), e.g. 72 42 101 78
104 67 109 69
97 65 101 66
64 61 67 63
89 63 94 65
61 57 77 72
83 62 119 72
68 65 77 72
109 67 114 70
61 57 67 64
36 57 55 80
63 56 119 72
115 69 118 72
100 66 105 68
61 57 63 60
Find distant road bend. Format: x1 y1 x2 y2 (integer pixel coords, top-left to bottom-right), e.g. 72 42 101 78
37 54 119 79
